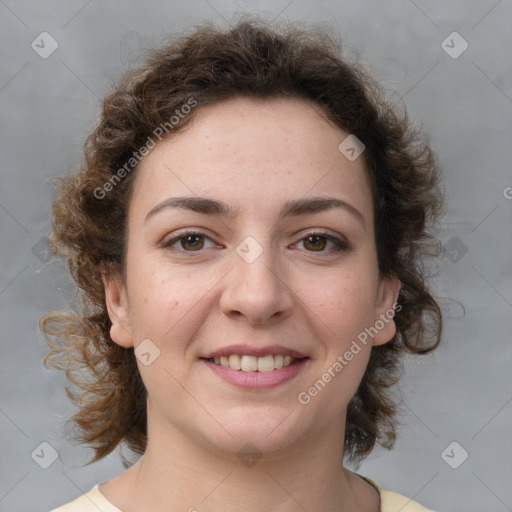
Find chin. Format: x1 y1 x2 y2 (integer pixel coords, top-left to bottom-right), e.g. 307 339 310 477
197 404 310 459
206 430 303 462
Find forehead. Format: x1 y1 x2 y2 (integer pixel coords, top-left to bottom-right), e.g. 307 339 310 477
130 96 373 224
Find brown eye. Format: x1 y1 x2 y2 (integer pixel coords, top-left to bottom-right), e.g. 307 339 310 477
162 231 215 252
180 235 205 251
297 232 350 253
303 235 327 251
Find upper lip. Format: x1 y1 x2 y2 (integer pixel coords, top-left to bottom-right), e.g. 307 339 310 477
202 344 308 359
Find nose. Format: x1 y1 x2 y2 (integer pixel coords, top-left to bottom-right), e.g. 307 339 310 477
220 239 294 325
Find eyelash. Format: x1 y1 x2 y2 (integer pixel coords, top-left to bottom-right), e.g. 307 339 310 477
161 229 350 255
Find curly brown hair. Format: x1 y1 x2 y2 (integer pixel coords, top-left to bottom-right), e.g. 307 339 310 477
40 18 443 466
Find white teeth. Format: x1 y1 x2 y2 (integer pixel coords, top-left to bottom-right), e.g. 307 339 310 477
228 354 241 370
241 355 258 372
210 354 298 371
258 355 275 372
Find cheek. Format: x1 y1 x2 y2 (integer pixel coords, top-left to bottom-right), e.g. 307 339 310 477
126 258 219 367
127 267 200 391
299 275 375 406
297 267 378 340
126 260 192 341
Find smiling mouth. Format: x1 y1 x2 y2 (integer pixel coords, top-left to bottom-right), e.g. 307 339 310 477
203 354 306 372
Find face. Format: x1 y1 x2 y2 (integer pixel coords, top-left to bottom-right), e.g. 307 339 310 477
104 96 400 458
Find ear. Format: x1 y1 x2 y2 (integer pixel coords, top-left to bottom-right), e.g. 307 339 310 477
372 274 401 347
102 268 134 348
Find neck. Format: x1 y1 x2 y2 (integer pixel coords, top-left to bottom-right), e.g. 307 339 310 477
102 407 379 512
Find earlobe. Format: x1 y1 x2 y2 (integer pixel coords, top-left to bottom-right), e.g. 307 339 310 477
372 274 402 347
102 269 134 348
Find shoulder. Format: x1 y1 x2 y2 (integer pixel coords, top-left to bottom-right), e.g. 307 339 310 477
359 475 437 512
379 488 437 512
49 484 122 512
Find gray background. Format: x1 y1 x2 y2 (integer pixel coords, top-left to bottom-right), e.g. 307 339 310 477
1 1 511 511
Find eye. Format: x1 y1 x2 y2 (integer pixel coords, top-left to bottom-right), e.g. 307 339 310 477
297 232 350 253
161 230 350 254
162 230 216 252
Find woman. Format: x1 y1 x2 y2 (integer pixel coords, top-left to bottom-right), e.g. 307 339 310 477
42 19 443 512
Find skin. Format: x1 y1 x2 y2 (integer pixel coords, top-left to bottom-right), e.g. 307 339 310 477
102 96 401 512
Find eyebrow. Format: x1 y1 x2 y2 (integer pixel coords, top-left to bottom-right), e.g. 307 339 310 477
145 195 366 228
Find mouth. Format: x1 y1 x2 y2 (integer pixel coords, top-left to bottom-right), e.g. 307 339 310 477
200 345 310 389
202 354 303 372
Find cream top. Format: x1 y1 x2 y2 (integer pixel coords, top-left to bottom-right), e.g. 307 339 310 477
50 476 436 511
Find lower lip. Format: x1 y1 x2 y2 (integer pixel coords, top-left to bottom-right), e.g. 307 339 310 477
202 358 309 389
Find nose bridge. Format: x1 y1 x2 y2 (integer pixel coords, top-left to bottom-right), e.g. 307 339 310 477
221 234 292 323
